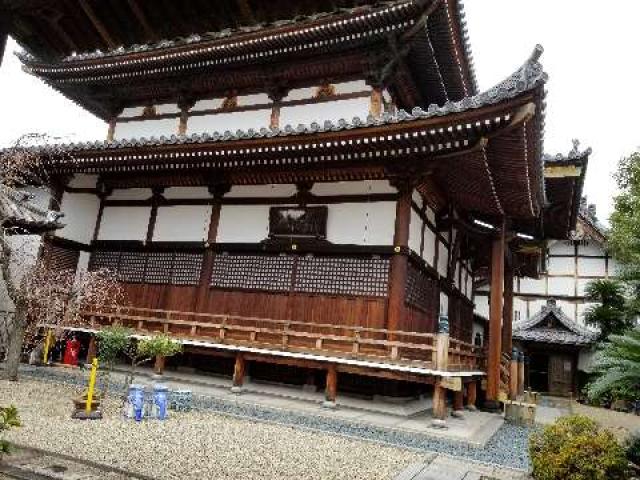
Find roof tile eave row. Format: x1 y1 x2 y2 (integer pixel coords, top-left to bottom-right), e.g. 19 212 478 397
20 46 546 156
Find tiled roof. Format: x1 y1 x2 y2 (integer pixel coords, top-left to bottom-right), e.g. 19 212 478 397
513 299 597 346
28 45 545 155
0 185 64 234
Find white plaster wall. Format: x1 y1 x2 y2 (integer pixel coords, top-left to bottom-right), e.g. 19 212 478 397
280 97 371 126
472 320 485 346
577 302 598 323
334 80 369 94
578 241 604 257
217 205 270 243
192 98 224 111
547 256 575 276
238 93 271 106
578 348 596 372
408 211 422 254
578 257 606 277
440 291 448 316
437 242 448 278
56 193 100 244
474 295 490 319
548 276 575 296
412 191 423 210
226 184 297 198
425 206 436 224
153 206 212 242
163 187 211 199
466 275 473 300
156 103 180 114
548 240 575 256
121 106 145 117
577 278 592 297
325 202 395 245
422 227 436 267
114 118 178 140
98 207 151 241
109 188 151 201
556 300 577 321
283 87 316 102
519 278 546 295
311 180 396 196
188 109 272 135
514 297 528 321
69 174 98 189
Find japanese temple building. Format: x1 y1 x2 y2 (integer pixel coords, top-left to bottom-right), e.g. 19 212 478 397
1 0 587 417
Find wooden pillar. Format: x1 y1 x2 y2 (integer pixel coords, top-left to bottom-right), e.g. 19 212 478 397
323 364 338 407
370 86 383 118
432 381 448 427
466 381 477 410
509 348 519 400
518 352 525 396
231 353 246 393
154 355 165 375
145 187 164 244
502 260 514 355
486 219 505 409
432 316 449 426
86 336 97 363
387 184 412 333
196 183 228 311
107 117 117 142
0 32 7 67
452 389 465 418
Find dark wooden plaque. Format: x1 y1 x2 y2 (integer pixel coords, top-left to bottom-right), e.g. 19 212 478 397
269 206 328 239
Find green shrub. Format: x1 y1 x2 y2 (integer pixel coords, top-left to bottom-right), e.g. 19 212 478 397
626 434 640 466
529 415 628 480
0 405 20 455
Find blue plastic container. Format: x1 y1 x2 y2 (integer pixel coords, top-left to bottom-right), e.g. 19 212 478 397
124 384 146 421
152 384 169 420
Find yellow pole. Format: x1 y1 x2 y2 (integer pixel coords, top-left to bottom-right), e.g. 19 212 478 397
86 357 99 414
42 330 53 365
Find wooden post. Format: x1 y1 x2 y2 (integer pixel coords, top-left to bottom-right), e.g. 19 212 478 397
486 219 505 410
196 183 228 311
466 381 477 410
518 352 525 396
107 117 117 142
0 32 7 68
154 355 165 375
323 364 338 408
432 316 449 427
452 389 465 418
502 260 514 355
387 184 412 333
86 336 97 364
231 353 246 394
370 87 383 118
509 348 519 400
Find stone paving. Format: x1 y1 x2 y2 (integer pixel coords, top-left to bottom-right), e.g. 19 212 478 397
394 456 530 480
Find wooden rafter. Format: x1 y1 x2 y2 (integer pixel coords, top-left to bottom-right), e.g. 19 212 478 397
78 0 116 50
126 0 157 42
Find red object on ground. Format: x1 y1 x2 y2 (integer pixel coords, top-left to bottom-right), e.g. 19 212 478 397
63 338 81 366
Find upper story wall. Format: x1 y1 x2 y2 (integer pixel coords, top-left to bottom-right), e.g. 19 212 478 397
112 80 394 141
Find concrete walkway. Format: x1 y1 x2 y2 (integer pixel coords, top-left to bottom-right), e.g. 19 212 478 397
395 456 530 480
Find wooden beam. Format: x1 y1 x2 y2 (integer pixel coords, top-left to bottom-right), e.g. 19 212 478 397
78 0 116 49
236 0 256 25
486 218 505 407
0 32 6 67
232 352 246 391
126 0 158 42
324 364 338 406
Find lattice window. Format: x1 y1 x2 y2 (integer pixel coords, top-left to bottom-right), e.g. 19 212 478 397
42 243 80 272
118 251 147 283
89 250 121 272
406 264 436 311
172 252 204 285
210 254 294 292
295 256 389 297
145 252 174 284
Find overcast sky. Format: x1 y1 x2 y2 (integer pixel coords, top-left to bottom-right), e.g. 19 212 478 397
1 0 638 223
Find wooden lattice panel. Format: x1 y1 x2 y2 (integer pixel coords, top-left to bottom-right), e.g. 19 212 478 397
210 254 294 292
42 242 80 272
295 256 389 297
118 251 146 283
89 250 121 272
406 263 437 311
145 252 174 284
172 252 204 285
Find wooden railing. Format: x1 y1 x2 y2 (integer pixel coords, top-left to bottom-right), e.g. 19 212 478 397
78 306 484 373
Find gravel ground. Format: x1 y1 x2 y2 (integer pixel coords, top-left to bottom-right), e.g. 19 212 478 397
1 380 424 480
2 367 535 473
573 402 640 441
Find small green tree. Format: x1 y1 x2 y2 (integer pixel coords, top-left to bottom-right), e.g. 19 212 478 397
96 326 132 398
584 279 634 341
587 327 640 401
0 405 20 456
